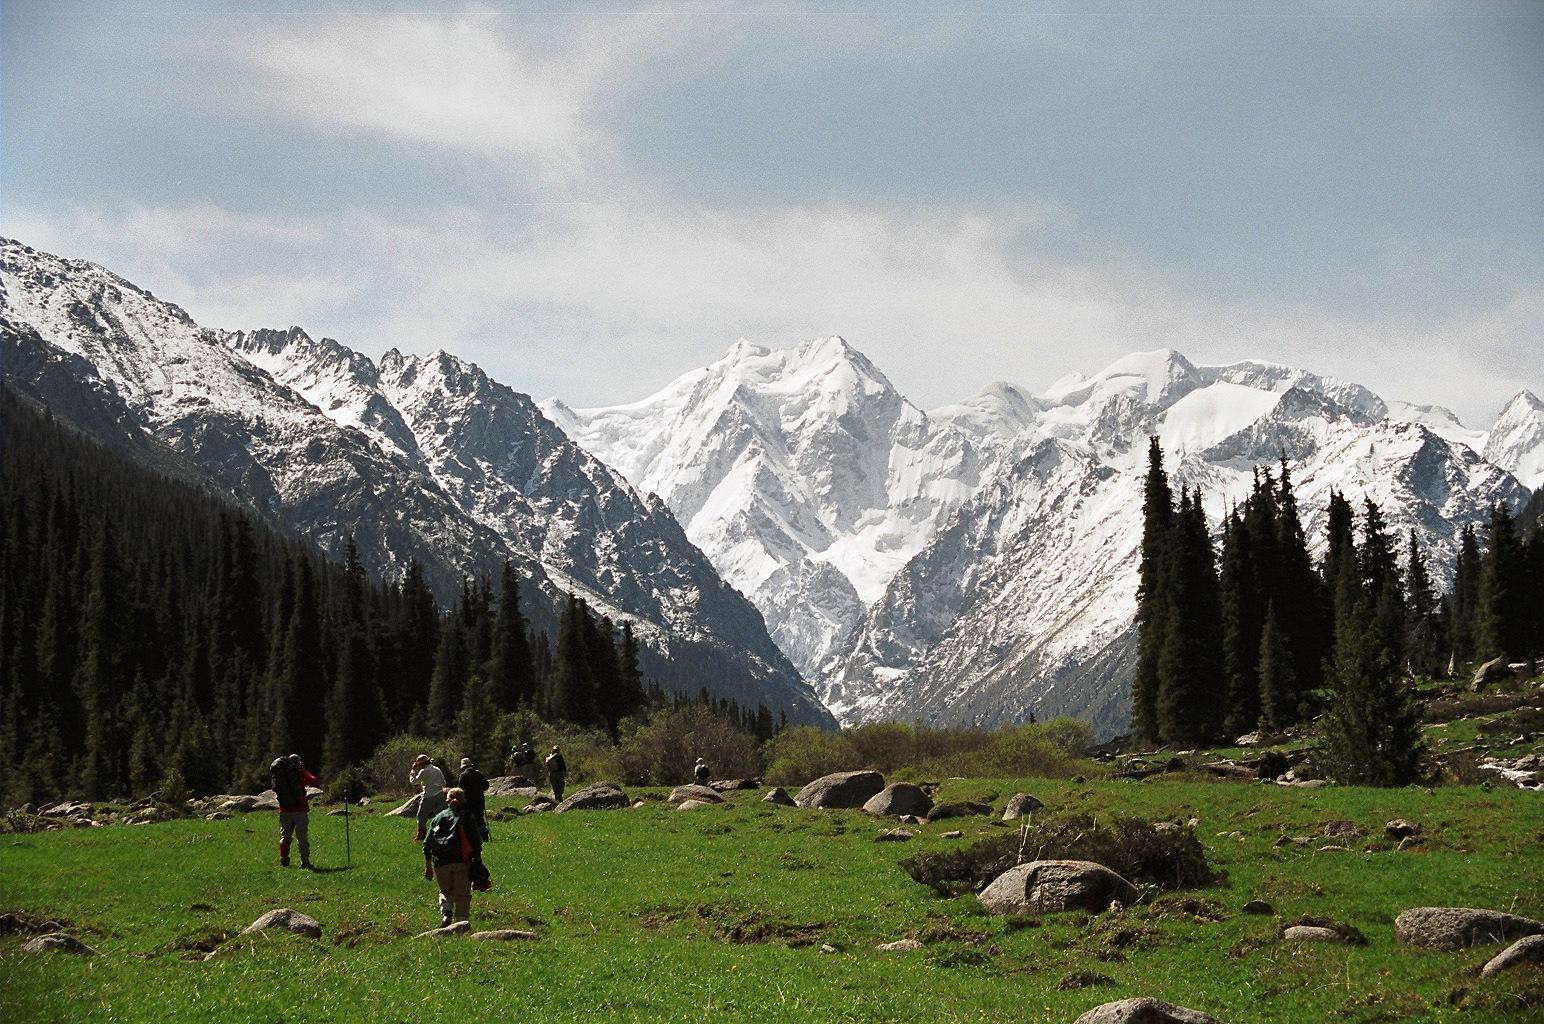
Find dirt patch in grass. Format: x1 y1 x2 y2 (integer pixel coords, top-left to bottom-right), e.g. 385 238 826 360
162 929 232 960
695 904 828 947
1146 895 1225 922
1057 971 1117 991
0 910 74 935
1078 917 1162 962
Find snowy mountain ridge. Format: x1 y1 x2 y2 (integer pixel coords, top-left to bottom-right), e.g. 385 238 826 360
0 238 832 726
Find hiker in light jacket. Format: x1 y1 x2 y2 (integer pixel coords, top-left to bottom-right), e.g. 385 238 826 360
410 753 447 842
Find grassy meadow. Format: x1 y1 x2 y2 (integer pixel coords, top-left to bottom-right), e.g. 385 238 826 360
2 774 1541 1023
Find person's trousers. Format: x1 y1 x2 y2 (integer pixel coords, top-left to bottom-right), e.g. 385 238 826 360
435 862 471 923
550 773 565 802
279 811 309 863
417 790 447 831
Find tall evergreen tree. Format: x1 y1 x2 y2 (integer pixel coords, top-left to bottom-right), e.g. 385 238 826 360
1272 461 1326 718
1219 507 1263 736
1404 530 1442 678
1131 436 1173 742
1477 503 1529 661
425 619 469 737
1448 524 1483 666
77 521 129 798
1256 602 1298 732
1318 583 1425 786
488 561 534 711
1155 488 1225 745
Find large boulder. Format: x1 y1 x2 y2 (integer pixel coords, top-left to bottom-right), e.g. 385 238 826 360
978 860 1139 916
863 783 933 818
387 794 421 818
1395 907 1543 950
668 784 726 805
1001 793 1044 821
554 782 630 812
708 778 759 792
1481 935 1544 977
1073 997 1226 1023
1471 656 1510 692
794 770 885 809
762 786 796 806
485 777 537 798
22 934 96 955
241 909 322 939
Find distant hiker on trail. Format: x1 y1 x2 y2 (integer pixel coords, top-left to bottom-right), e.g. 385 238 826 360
422 787 484 928
457 757 490 841
510 741 537 782
545 745 567 803
409 754 447 842
270 753 318 869
693 758 711 785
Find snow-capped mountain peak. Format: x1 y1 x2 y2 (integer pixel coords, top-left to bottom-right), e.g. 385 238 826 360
1484 389 1544 489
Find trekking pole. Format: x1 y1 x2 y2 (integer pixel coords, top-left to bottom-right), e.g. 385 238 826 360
344 799 352 866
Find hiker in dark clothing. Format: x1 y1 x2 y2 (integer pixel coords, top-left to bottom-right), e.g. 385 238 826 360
693 758 711 785
422 787 483 927
270 753 318 869
545 745 567 802
457 757 490 840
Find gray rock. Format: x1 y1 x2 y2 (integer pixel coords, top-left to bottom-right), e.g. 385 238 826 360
1073 997 1225 1024
794 770 885 809
877 938 923 951
708 778 759 792
554 782 630 812
485 776 537 798
668 784 726 805
1472 656 1510 691
388 794 421 818
205 811 232 821
241 909 322 939
22 934 96 955
1001 792 1044 821
1242 900 1273 915
470 929 538 942
677 799 718 811
862 783 933 818
978 860 1139 916
415 920 470 938
1385 819 1420 840
1395 907 1543 950
762 786 796 806
1480 934 1544 978
1284 926 1342 943
941 830 963 838
875 828 915 842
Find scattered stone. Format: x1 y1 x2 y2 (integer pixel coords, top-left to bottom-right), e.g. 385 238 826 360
862 783 933 818
899 814 925 825
877 938 923 951
22 934 96 955
1480 935 1544 978
415 920 470 938
762 787 796 806
1472 656 1510 692
326 808 351 816
241 909 322 939
1073 997 1225 1023
485 777 537 798
205 811 232 821
387 794 421 818
1001 792 1044 821
554 782 630 812
668 784 725 805
676 799 718 811
1398 836 1422 852
875 828 914 842
819 943 837 953
519 800 553 814
978 860 1139 916
794 770 886 809
470 929 538 942
1284 926 1343 943
1256 751 1290 780
1395 907 1543 950
707 778 759 792
1385 819 1420 840
941 830 963 839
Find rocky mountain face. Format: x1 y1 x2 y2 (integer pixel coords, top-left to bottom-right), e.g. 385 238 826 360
1483 390 1544 490
542 337 1008 678
0 238 831 727
553 342 1535 737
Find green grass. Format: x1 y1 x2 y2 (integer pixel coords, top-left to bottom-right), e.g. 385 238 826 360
2 778 1541 1023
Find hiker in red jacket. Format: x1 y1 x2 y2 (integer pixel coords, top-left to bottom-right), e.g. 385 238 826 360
271 753 319 869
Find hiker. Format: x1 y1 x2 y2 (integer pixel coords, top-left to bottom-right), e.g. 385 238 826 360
409 753 447 842
545 745 567 802
270 753 318 869
422 787 483 927
693 757 711 786
457 756 491 840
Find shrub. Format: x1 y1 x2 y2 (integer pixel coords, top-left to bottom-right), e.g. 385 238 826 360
899 814 1213 897
763 727 862 786
322 764 371 804
362 735 459 797
603 705 762 786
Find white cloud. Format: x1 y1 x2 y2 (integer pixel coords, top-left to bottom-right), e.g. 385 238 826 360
9 196 1538 429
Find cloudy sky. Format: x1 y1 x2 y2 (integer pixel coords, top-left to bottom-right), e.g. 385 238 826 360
3 1 1540 425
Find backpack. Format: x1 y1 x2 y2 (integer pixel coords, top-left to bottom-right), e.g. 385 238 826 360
270 758 303 808
425 810 470 866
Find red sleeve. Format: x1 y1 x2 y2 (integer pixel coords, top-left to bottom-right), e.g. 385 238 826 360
301 769 318 787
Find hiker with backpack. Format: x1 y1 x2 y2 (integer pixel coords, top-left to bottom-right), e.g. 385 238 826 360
422 787 485 927
544 745 567 803
409 753 447 842
457 757 490 841
270 754 318 869
693 757 711 785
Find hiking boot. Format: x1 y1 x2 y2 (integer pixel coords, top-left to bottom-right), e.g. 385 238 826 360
280 857 290 867
440 915 451 929
301 861 314 870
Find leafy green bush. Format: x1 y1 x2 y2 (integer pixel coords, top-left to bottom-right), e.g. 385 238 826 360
604 705 763 786
899 814 1213 897
764 719 1091 786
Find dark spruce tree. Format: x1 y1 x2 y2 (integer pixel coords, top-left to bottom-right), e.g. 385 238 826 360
1219 506 1263 736
1131 436 1173 742
1404 530 1443 678
488 560 535 712
1272 461 1326 720
1155 487 1225 745
1447 524 1482 667
1476 503 1530 662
